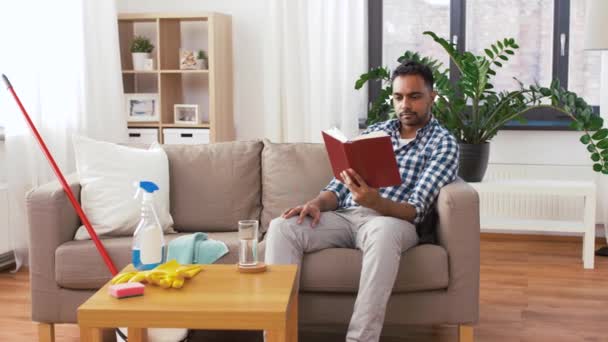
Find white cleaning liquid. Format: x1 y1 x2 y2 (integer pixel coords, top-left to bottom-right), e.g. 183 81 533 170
132 181 166 270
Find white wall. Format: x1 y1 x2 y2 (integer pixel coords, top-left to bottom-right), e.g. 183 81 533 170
0 140 5 184
0 140 8 254
490 53 608 225
117 0 270 141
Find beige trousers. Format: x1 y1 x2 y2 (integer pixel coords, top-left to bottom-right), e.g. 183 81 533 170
265 207 419 342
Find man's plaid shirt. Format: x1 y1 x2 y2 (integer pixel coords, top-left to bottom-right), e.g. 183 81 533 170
323 117 460 224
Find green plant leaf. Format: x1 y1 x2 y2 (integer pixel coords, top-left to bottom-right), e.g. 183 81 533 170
492 44 498 54
589 115 604 130
355 67 390 90
484 49 494 58
587 144 597 153
596 139 608 149
580 134 591 144
592 128 608 140
498 55 508 61
512 43 520 48
504 49 514 55
594 163 603 172
591 153 601 162
494 61 503 67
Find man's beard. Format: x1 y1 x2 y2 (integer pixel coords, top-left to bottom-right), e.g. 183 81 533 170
399 110 428 126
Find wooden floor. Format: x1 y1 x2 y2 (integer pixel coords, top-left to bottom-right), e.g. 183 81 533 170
2 236 608 341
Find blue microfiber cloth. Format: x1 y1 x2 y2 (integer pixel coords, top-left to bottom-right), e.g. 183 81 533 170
167 232 229 264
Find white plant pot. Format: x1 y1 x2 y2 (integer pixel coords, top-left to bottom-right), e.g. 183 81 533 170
132 52 150 71
196 59 207 70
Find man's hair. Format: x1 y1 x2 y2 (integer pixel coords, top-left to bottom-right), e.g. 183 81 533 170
391 60 434 90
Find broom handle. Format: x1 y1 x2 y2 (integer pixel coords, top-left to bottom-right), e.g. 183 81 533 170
2 74 118 276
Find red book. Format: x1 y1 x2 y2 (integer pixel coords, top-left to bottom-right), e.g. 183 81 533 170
321 128 402 188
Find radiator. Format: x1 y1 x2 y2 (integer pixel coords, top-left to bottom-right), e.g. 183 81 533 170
480 164 599 222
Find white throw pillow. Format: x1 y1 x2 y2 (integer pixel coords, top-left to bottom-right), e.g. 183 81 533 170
73 135 175 240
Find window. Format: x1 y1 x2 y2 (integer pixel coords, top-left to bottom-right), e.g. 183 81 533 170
383 0 451 70
370 0 601 130
568 0 601 106
466 0 554 91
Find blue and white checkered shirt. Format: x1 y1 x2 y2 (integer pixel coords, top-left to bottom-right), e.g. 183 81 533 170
322 117 460 224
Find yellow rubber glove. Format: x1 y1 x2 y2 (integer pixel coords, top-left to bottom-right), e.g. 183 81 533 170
109 260 203 289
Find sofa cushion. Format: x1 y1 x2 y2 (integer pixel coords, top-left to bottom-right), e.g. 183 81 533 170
163 141 263 232
261 139 334 233
300 244 448 293
55 232 264 290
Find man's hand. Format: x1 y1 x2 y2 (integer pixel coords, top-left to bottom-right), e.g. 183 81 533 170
340 168 380 209
281 201 322 227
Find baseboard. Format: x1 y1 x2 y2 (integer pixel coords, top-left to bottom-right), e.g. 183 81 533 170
0 251 15 272
481 231 606 244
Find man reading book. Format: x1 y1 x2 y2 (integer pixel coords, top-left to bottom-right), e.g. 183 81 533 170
265 60 460 342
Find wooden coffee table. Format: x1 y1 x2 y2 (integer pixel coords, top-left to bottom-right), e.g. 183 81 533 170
78 264 298 342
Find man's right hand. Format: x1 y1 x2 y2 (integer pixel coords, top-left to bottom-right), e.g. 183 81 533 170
281 202 321 228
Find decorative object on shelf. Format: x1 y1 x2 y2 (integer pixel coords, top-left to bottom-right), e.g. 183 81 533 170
355 31 605 182
143 58 154 71
179 49 197 70
130 35 154 71
125 93 160 122
174 104 199 124
197 50 208 70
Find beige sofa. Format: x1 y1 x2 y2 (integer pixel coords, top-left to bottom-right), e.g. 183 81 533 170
27 140 480 341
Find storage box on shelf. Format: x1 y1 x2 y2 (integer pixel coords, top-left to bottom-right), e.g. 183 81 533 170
127 128 159 144
118 13 234 144
163 128 210 145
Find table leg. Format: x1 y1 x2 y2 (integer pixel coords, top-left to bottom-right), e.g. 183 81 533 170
79 326 103 342
128 327 148 342
583 193 596 269
287 291 298 342
266 329 287 342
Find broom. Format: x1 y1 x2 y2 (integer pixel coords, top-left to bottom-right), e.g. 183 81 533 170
2 74 118 276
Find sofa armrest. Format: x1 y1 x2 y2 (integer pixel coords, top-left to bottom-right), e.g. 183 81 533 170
435 178 480 321
26 173 81 322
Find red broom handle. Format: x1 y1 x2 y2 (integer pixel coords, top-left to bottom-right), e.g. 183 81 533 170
2 74 118 276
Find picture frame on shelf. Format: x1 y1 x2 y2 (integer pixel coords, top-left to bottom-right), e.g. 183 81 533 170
125 93 160 122
174 104 199 125
179 49 197 70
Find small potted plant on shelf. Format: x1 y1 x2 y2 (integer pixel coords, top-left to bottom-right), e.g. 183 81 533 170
131 35 154 71
197 50 208 70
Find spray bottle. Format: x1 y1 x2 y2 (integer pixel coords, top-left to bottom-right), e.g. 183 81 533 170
132 181 166 270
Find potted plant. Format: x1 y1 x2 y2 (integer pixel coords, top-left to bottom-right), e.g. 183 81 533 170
196 50 208 70
356 31 607 181
131 35 154 71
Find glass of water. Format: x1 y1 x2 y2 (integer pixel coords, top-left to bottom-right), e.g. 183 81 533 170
238 220 259 267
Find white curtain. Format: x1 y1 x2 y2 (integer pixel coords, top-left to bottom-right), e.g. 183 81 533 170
0 0 126 270
263 0 368 143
